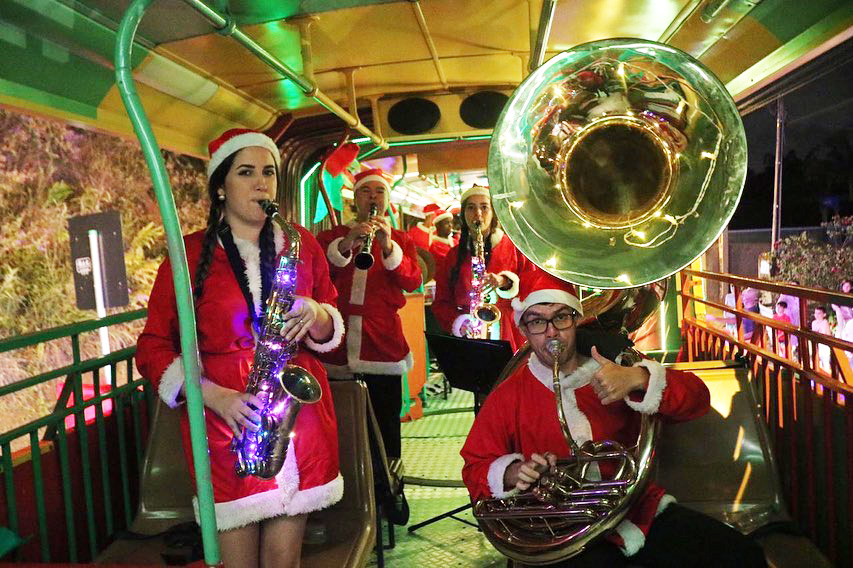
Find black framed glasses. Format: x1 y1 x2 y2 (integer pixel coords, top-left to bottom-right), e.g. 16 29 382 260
522 310 578 335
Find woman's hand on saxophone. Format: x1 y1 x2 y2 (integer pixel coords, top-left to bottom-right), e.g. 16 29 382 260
200 380 263 439
281 296 333 343
482 273 510 295
504 452 557 491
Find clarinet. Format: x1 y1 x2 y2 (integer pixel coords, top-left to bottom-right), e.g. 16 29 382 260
354 203 379 270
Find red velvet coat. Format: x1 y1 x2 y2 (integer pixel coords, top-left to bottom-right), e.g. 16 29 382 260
461 354 710 556
407 222 433 250
136 225 345 531
316 224 422 377
431 229 533 351
428 234 456 269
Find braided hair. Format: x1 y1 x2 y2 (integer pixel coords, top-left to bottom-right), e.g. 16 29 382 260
193 151 279 304
448 196 499 291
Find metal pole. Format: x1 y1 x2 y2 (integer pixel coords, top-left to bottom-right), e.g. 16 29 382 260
179 0 388 149
114 1 220 564
87 230 112 384
771 97 785 249
530 0 558 72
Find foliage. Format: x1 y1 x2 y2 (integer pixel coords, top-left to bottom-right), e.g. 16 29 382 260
0 108 208 439
822 214 853 248
771 222 853 292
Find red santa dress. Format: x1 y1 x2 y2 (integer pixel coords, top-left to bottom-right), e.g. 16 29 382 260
460 353 710 556
428 233 456 270
136 224 346 531
431 228 533 351
315 224 422 377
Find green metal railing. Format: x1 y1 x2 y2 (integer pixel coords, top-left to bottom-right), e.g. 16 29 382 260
0 310 150 563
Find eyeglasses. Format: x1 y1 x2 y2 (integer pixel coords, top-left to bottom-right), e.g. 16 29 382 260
522 310 577 335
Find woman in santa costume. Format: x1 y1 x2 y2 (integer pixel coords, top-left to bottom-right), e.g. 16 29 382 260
427 208 457 269
431 184 534 351
315 168 422 460
460 271 767 567
136 129 345 567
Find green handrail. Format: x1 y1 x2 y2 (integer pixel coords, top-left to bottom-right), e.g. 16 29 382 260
114 0 219 564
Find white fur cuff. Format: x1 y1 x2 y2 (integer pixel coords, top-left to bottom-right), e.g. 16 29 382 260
284 473 344 516
381 240 404 271
624 360 667 414
158 356 187 408
488 453 524 498
495 270 520 299
327 237 353 268
614 518 646 556
452 314 474 337
304 303 345 353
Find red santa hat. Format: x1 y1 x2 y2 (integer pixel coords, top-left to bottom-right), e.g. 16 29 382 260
324 142 359 177
207 128 280 179
461 184 490 203
423 203 442 216
353 168 392 192
433 209 453 224
512 270 584 325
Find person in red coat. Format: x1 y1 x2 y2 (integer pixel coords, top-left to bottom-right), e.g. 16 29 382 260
407 202 439 249
315 168 422 459
461 271 767 567
136 129 345 567
431 185 534 350
427 208 456 269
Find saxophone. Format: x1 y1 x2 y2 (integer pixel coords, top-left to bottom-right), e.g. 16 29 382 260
231 199 322 479
467 220 501 339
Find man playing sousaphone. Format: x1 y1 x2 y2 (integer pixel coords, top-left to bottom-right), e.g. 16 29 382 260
461 270 767 567
431 185 533 350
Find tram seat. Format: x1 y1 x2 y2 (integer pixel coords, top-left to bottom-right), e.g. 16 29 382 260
657 361 831 568
97 381 376 567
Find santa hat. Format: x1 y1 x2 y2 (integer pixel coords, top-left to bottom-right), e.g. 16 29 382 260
434 209 453 224
461 184 490 203
207 128 280 179
512 270 584 325
353 168 392 192
324 142 359 177
449 205 461 215
423 203 442 216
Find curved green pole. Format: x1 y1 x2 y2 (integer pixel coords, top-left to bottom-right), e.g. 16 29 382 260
115 1 220 564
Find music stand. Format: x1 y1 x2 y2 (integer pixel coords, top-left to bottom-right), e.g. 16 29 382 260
407 333 514 534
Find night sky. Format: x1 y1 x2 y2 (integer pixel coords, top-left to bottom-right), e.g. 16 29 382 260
731 53 853 230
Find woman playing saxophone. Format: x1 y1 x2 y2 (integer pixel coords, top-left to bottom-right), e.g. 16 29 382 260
136 129 345 567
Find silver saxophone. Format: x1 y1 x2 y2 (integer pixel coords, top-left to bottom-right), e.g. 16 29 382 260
231 199 322 479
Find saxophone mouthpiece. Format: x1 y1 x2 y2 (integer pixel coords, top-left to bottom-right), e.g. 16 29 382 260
258 199 278 217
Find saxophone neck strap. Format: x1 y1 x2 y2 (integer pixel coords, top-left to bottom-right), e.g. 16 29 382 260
218 223 267 329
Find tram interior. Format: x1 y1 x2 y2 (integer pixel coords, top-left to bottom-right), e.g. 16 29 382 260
1 0 852 567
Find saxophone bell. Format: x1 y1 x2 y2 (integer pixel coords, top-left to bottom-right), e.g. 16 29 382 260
354 203 379 270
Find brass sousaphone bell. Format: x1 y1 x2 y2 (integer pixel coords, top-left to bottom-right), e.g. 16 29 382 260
477 38 747 565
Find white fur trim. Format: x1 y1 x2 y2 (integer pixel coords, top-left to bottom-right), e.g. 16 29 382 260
461 185 490 203
431 234 455 246
414 222 433 235
614 518 646 556
207 131 280 178
623 359 667 414
488 227 504 248
304 303 345 353
381 240 404 271
158 356 187 408
495 270 520 300
353 174 391 191
514 289 583 325
656 493 677 516
326 237 352 268
452 314 475 337
231 234 263 319
349 264 368 305
194 488 285 532
433 211 453 224
344 315 414 375
488 453 524 498
284 473 344 516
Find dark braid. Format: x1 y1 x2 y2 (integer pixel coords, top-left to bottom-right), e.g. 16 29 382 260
448 197 499 291
193 153 237 302
258 217 276 306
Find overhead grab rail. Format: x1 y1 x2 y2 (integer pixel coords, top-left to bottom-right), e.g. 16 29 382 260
180 0 389 149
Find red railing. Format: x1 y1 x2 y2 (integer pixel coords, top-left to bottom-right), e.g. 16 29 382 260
679 269 853 567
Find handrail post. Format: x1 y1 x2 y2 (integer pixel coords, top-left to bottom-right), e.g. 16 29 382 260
114 1 220 565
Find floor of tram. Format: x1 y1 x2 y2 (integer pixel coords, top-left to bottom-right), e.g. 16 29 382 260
366 379 505 567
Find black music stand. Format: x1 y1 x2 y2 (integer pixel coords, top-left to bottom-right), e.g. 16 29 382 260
407 333 514 534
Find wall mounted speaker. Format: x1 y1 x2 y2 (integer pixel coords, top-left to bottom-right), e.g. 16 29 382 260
459 91 509 129
386 97 441 135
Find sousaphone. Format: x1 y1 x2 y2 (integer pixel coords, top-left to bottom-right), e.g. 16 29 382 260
477 38 747 565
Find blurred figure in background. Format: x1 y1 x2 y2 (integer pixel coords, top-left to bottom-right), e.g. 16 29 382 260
811 305 831 371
